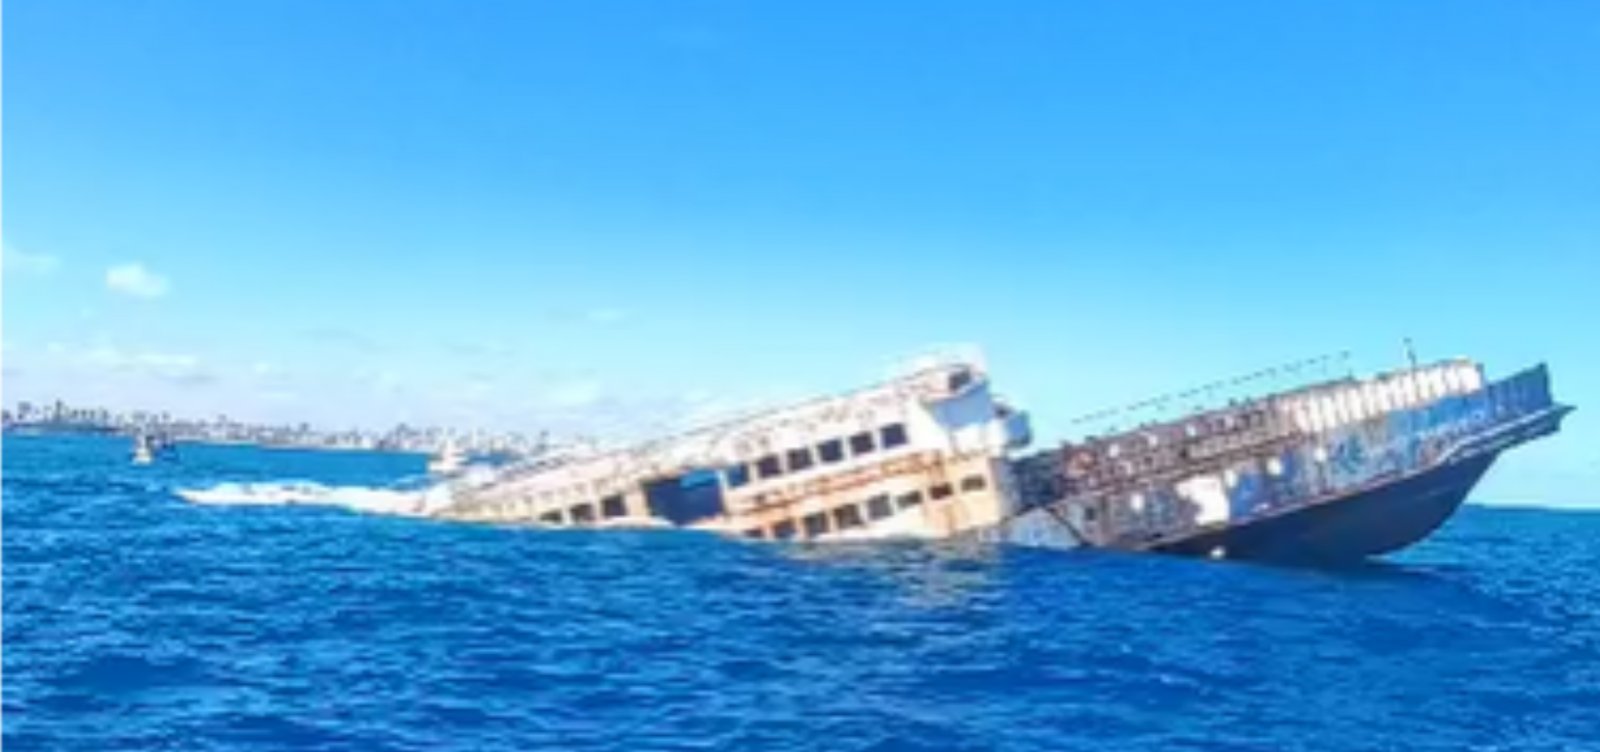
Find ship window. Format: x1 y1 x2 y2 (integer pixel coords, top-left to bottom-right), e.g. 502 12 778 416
725 464 750 488
833 504 864 530
896 491 923 509
786 447 815 473
817 439 845 464
960 475 987 493
540 510 564 525
570 503 596 523
867 494 893 520
772 520 797 539
930 483 953 500
948 369 973 392
756 455 783 479
601 494 627 518
803 512 830 537
849 431 876 456
880 423 908 449
743 528 765 540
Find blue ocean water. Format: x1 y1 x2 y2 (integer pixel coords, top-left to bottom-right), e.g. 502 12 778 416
4 434 1599 752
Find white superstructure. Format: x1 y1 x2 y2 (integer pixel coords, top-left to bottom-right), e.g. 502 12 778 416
436 357 1031 541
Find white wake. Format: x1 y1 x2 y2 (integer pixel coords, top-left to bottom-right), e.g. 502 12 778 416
176 479 459 517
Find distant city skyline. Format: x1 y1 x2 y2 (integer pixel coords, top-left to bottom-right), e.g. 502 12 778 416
4 1 1596 504
3 397 549 454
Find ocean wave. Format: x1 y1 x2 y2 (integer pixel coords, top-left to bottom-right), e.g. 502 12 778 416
11 436 1600 751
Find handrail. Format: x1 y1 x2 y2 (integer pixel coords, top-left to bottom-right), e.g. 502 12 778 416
1069 352 1352 428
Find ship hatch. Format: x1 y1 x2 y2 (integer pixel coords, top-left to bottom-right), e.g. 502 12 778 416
643 469 726 526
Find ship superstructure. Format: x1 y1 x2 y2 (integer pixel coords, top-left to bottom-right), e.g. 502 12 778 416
438 357 1032 541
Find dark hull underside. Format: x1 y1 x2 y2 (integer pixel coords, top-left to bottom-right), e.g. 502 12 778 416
1147 453 1496 564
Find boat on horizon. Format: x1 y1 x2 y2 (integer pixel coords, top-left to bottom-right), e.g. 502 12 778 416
131 432 179 465
425 352 1570 564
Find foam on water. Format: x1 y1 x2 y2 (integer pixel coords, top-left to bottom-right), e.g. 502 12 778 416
175 460 506 517
177 479 457 516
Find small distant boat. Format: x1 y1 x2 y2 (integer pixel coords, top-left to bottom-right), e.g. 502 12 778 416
132 434 155 465
428 441 467 476
131 432 179 465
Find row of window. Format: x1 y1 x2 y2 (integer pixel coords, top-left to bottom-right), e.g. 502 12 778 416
538 493 628 525
742 473 988 540
726 423 910 489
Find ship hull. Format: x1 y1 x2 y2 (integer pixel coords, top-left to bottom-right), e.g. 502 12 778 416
1147 453 1494 564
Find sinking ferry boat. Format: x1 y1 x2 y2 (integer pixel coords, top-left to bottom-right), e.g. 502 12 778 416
434 354 1570 563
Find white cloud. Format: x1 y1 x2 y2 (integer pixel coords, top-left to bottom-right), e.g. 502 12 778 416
105 262 170 299
3 246 61 276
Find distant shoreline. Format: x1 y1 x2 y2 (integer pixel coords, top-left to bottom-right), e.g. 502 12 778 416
2 428 425 456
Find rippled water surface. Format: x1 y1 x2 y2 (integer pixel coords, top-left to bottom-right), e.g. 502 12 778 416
5 434 1600 751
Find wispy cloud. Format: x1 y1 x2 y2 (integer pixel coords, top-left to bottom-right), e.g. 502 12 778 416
585 307 629 325
543 379 605 408
3 246 61 277
46 342 214 385
85 347 206 382
440 337 514 360
361 369 406 397
303 327 383 353
105 262 170 299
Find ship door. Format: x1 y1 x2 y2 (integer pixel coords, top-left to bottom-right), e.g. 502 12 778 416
643 469 727 526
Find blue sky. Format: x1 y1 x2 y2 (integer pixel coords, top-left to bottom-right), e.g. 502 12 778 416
4 1 1596 503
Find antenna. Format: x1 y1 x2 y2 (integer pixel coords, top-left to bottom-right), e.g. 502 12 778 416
1403 338 1418 370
